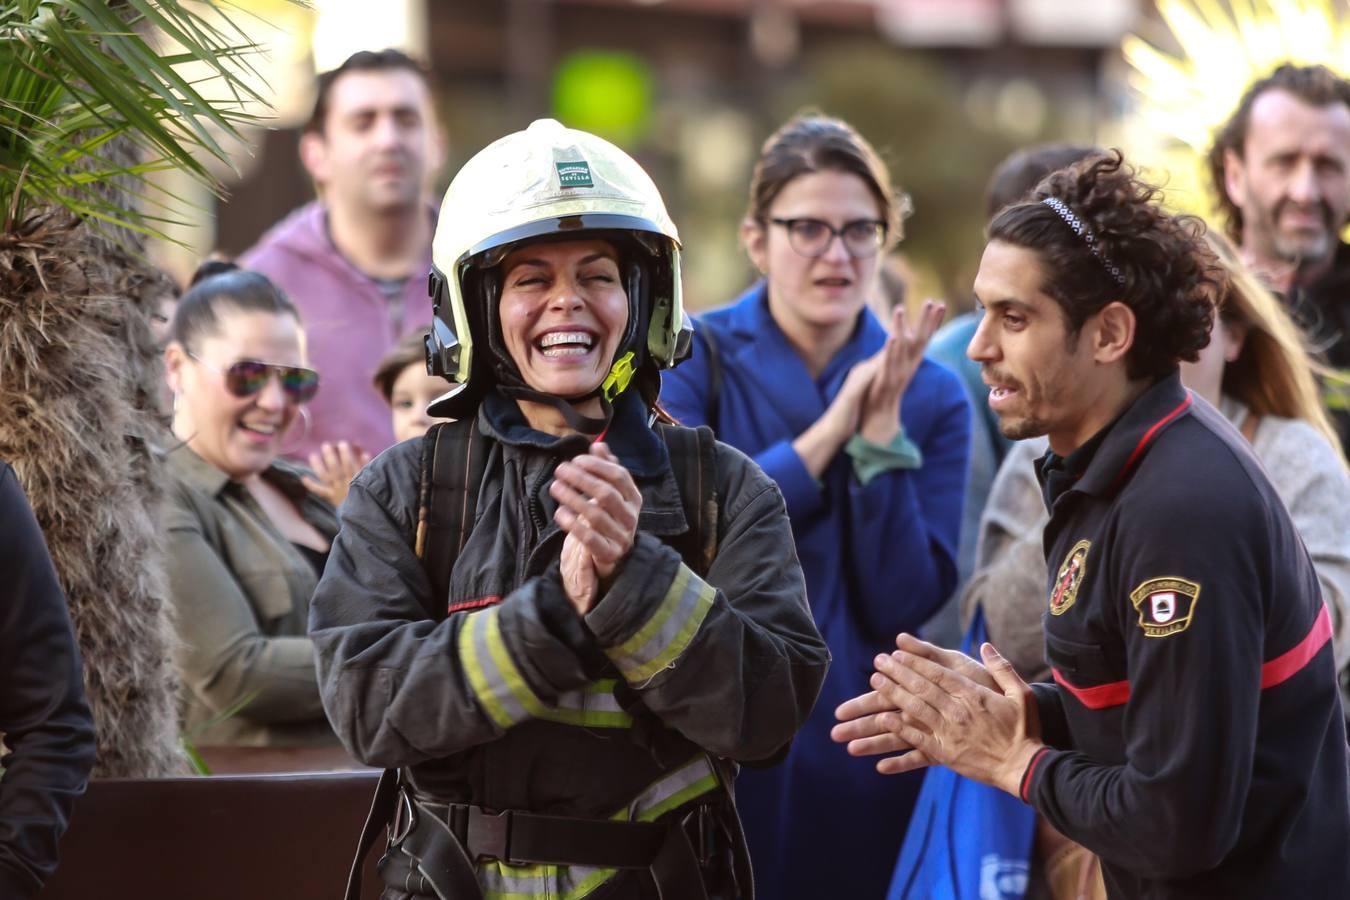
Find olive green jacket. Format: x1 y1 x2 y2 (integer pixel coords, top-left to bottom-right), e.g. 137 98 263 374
163 443 339 747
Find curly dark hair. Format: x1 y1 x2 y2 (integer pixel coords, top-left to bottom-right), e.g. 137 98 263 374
987 151 1221 381
1207 63 1350 242
984 143 1098 219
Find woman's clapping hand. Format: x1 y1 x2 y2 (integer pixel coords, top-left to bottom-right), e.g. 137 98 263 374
551 442 643 614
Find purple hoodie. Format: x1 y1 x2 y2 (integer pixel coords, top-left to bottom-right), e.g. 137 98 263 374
240 201 435 462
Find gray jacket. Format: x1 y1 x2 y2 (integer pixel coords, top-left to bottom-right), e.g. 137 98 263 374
310 397 828 891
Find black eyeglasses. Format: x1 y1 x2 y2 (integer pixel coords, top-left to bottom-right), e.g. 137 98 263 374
769 217 887 259
189 354 320 404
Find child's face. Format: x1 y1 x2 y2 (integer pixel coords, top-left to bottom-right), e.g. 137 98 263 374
390 362 449 443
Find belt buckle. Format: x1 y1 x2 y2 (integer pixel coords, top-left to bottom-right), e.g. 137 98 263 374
466 807 515 864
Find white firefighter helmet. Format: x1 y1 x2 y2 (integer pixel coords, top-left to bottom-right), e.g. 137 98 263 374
425 118 690 417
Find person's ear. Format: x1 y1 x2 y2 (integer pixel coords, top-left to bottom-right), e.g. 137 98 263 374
163 341 189 396
1092 301 1136 365
1223 148 1249 211
299 131 329 185
741 218 768 276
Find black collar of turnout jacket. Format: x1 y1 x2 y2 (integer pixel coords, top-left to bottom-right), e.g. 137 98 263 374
478 388 690 538
481 387 671 477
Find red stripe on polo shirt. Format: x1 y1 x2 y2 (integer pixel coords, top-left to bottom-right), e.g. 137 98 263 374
1052 669 1132 709
1261 604 1332 690
1110 394 1193 493
1050 605 1329 710
1020 746 1053 802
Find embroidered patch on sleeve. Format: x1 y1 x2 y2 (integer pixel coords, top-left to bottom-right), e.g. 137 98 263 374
1050 540 1091 616
1130 577 1201 637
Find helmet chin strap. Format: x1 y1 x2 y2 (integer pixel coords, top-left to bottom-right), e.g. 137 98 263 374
496 350 637 437
498 384 612 436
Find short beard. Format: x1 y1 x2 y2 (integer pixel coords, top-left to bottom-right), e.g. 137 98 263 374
1252 199 1338 268
998 417 1051 442
1273 231 1334 269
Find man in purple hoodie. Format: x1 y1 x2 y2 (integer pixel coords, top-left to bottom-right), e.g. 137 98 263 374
242 49 445 464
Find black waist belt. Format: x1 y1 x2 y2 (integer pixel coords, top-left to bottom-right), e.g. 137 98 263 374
385 796 711 900
431 800 670 868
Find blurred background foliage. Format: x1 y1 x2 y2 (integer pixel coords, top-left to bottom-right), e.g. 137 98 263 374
150 0 1350 314
777 45 1031 304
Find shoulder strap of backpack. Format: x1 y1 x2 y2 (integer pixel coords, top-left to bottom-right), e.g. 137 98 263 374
344 767 399 900
347 416 489 900
695 322 723 431
414 416 489 613
657 422 719 577
654 423 759 895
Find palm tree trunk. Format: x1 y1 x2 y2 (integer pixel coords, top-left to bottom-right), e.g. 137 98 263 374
0 200 184 777
0 0 283 778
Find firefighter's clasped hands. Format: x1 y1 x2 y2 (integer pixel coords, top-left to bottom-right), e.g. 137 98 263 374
552 442 643 615
831 633 1045 797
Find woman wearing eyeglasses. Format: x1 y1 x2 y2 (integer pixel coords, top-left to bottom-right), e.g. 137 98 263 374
662 113 972 900
162 265 339 748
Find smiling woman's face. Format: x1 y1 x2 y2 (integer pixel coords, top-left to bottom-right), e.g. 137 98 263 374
166 308 308 480
497 238 630 400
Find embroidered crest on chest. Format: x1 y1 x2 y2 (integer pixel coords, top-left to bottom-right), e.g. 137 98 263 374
1050 539 1091 616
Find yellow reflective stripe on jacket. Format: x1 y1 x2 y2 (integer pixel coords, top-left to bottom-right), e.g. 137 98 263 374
537 679 633 729
460 606 547 729
462 613 631 730
606 564 716 683
479 862 614 900
476 755 721 900
626 754 720 823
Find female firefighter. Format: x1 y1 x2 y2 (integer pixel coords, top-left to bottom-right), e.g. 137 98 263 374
309 119 830 900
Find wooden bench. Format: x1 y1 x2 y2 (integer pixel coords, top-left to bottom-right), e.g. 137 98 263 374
44 770 384 899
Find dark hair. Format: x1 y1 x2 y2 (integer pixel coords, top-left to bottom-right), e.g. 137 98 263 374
372 330 431 402
169 264 301 351
305 48 430 136
188 257 238 287
1208 63 1350 241
987 151 1221 381
985 143 1098 219
746 113 904 239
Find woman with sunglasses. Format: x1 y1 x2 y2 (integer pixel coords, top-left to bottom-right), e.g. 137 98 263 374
162 264 340 748
661 113 972 900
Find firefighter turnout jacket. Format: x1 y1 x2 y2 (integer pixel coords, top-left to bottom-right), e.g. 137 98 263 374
310 391 829 899
1020 372 1350 898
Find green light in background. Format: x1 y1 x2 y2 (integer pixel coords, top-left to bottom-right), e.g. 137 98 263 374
551 51 654 147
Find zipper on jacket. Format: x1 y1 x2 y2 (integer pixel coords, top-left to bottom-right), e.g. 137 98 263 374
514 454 556 587
528 457 553 537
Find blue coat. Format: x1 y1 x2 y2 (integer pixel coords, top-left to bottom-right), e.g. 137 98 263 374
662 284 971 900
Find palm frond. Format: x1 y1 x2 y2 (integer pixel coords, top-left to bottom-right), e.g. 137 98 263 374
0 0 295 239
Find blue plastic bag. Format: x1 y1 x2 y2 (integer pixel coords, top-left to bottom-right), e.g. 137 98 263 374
886 608 1036 900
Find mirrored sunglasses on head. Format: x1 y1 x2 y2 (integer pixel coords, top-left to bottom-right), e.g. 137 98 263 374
192 354 320 404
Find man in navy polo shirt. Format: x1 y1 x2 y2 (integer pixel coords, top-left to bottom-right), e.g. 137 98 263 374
834 151 1350 898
